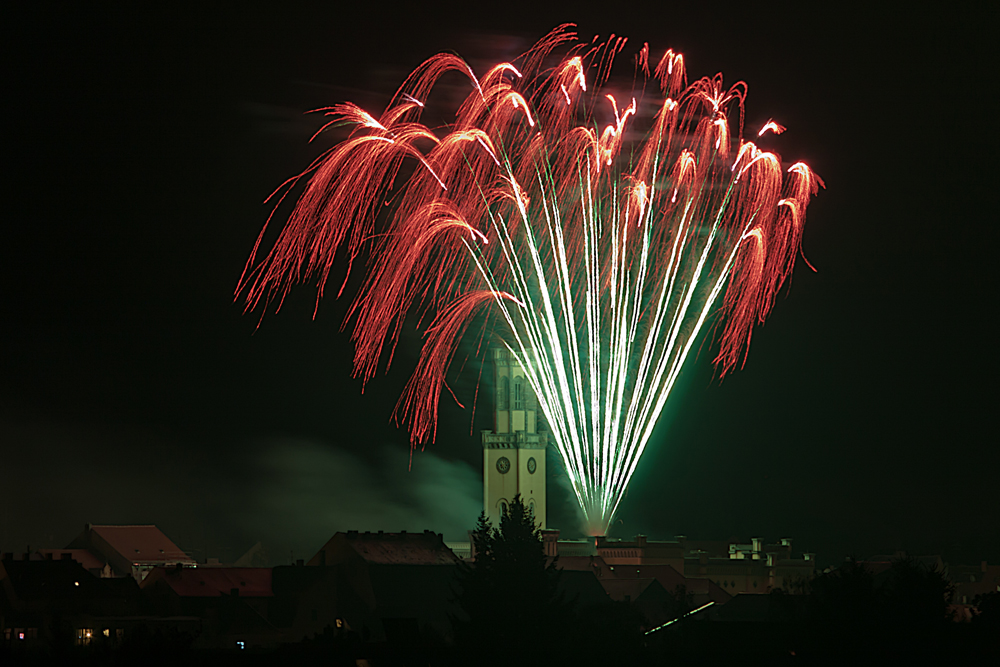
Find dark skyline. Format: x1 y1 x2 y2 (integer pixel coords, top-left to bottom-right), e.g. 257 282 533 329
4 4 996 567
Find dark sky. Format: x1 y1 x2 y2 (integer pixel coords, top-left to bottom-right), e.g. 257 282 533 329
4 4 996 567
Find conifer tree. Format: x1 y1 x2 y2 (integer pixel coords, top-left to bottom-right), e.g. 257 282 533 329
455 495 565 665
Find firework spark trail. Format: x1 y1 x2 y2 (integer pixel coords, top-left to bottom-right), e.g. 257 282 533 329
240 24 823 535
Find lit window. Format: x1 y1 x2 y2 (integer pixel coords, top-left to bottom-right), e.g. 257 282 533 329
103 629 110 637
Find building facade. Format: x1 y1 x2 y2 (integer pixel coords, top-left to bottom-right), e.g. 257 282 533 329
481 348 548 528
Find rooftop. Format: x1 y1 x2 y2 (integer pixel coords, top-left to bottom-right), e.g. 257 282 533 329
341 530 461 566
84 525 195 565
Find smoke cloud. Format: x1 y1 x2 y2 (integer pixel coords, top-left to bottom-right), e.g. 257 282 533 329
241 438 482 555
0 422 481 564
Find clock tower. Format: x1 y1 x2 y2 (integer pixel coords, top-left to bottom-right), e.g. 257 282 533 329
482 348 548 528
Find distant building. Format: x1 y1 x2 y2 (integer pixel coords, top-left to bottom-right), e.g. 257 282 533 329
482 348 548 528
683 537 816 594
66 524 196 581
141 566 276 649
304 530 462 643
950 560 1000 604
0 555 144 648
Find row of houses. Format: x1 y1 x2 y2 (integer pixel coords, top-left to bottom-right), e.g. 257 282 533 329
4 524 996 652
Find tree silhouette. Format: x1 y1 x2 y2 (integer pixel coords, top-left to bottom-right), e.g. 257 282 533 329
455 495 567 665
880 557 954 627
809 557 878 627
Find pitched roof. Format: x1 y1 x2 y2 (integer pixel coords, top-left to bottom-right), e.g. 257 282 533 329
143 567 273 597
313 531 461 566
629 564 689 592
88 525 195 565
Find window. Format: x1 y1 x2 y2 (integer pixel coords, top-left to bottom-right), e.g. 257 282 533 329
513 377 524 410
498 377 509 410
76 629 93 646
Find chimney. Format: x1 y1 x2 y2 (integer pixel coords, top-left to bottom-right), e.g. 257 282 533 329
752 537 762 553
804 553 814 561
542 529 560 558
635 535 647 547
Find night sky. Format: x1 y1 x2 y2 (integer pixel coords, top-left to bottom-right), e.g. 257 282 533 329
5 4 996 568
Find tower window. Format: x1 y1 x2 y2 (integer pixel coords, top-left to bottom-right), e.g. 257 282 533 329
498 376 509 410
513 377 524 410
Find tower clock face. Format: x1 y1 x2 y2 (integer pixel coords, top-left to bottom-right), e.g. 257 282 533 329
527 457 537 474
496 456 511 474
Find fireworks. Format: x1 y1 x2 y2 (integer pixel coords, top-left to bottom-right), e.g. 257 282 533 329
240 25 823 535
